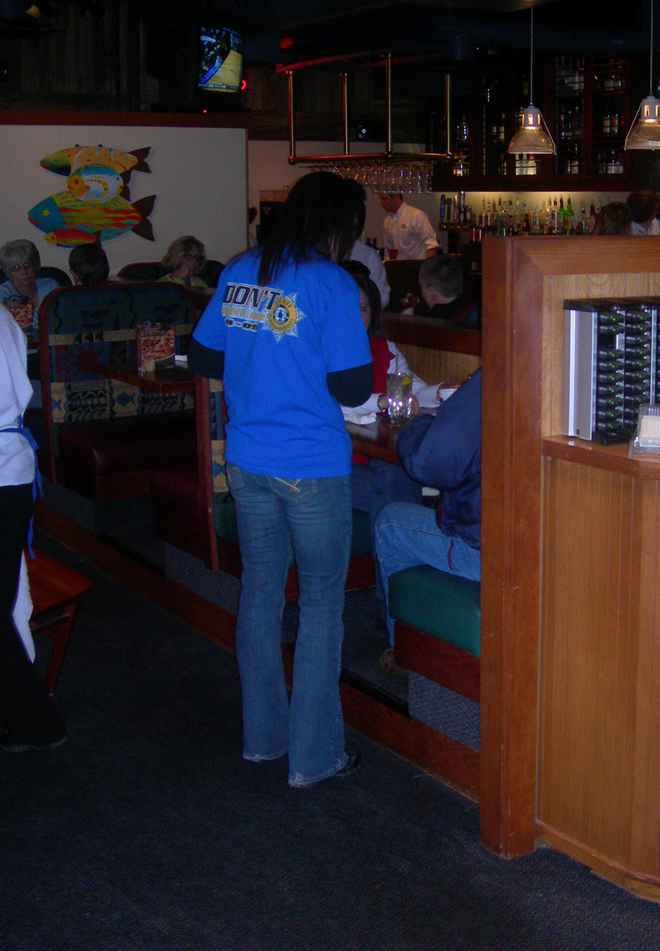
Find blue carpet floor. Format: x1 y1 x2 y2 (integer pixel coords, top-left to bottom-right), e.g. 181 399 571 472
2 531 660 950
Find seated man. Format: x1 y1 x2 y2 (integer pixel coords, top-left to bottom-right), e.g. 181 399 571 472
418 255 478 324
374 368 481 673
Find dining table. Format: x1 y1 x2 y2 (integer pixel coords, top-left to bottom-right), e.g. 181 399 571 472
344 413 404 466
95 361 195 394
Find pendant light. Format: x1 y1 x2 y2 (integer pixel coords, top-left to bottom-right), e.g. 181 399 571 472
625 0 660 149
508 4 555 155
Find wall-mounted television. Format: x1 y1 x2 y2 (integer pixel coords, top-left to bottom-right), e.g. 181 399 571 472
197 23 243 94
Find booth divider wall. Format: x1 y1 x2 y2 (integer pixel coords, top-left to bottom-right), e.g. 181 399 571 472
480 234 660 899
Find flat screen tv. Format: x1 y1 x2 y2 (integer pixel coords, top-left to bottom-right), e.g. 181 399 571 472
198 23 243 94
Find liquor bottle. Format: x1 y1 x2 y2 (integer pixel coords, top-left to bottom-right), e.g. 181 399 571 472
570 144 580 175
579 206 588 234
456 112 469 144
565 195 574 233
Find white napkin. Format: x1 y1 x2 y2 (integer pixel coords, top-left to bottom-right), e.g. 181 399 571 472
438 385 459 402
344 411 377 425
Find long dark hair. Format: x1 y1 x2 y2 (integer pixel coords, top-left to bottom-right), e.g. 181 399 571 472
342 263 383 339
257 172 359 285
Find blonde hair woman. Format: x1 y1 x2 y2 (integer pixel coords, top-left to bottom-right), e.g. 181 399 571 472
159 235 207 287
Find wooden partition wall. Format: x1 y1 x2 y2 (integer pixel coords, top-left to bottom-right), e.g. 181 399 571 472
480 235 660 898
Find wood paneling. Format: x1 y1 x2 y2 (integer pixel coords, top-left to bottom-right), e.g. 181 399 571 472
539 458 660 891
396 344 480 386
480 232 660 895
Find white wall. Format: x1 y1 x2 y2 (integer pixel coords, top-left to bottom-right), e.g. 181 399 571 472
0 120 248 276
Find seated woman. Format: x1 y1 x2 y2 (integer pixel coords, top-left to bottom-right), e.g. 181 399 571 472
0 239 59 333
69 242 110 286
159 235 208 287
341 268 451 597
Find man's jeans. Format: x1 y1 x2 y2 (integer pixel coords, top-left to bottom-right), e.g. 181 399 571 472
226 464 352 787
351 458 422 598
374 502 481 646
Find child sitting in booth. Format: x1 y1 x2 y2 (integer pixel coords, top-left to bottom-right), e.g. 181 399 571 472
418 254 479 325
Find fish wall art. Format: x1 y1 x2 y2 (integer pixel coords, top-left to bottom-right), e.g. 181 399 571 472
29 144 156 247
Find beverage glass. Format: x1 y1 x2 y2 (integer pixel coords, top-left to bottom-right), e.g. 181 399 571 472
388 248 399 260
386 372 413 423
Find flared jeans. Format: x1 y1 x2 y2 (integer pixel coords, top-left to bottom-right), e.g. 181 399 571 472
226 464 352 787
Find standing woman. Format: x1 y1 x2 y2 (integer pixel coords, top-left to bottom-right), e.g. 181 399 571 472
0 304 67 751
188 172 373 787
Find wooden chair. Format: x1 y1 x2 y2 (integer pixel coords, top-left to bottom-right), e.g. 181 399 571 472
27 549 92 693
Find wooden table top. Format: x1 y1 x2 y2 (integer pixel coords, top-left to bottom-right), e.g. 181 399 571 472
345 413 404 465
96 362 195 393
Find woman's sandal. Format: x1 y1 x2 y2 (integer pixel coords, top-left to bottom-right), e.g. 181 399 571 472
378 647 408 678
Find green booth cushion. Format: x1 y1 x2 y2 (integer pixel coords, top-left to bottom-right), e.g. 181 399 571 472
213 493 373 563
388 565 480 656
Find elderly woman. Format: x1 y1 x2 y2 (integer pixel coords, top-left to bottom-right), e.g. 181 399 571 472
159 235 208 287
0 240 59 332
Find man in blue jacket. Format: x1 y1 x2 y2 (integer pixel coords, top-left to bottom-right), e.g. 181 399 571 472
374 368 481 659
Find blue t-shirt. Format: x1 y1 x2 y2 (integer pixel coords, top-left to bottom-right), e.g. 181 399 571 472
192 249 371 479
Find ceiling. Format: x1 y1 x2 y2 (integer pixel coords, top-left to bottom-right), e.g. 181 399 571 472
204 0 649 62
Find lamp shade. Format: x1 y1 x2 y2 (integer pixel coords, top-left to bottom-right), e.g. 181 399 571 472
508 104 555 155
625 95 660 149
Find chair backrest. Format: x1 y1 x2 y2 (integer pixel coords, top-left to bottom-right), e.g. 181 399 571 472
40 266 73 287
39 282 195 482
116 262 163 282
198 259 224 288
195 374 227 572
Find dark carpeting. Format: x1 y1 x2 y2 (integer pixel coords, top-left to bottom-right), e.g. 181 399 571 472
2 531 660 951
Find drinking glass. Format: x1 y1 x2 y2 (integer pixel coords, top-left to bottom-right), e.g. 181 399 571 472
386 372 413 423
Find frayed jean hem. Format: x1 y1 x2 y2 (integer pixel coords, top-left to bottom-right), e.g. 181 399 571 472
288 752 349 788
243 748 288 763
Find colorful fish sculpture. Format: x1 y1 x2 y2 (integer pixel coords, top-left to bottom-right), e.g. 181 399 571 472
40 145 151 177
28 191 156 246
66 165 126 203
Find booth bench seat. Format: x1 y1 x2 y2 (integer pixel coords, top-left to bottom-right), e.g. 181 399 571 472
39 282 196 501
150 462 375 600
390 565 481 767
58 413 196 502
150 374 376 599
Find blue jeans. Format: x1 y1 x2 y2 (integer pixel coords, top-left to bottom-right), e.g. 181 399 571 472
226 464 352 787
351 458 422 598
374 502 481 646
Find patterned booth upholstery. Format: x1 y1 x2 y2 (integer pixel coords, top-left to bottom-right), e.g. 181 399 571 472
39 282 197 500
389 566 481 783
150 376 375 600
